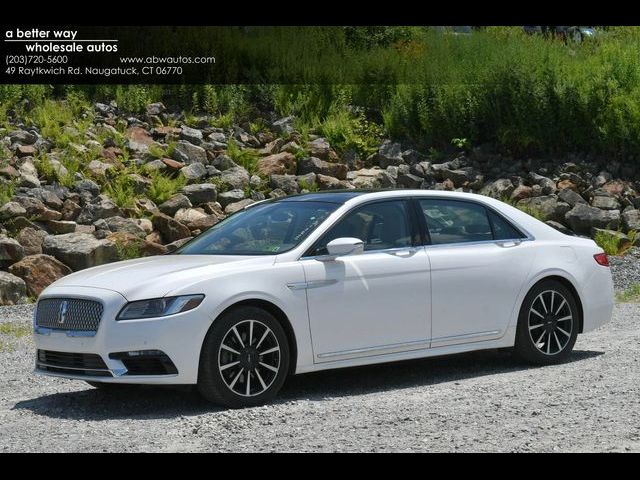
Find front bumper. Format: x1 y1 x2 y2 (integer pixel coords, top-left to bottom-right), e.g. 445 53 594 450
33 286 210 384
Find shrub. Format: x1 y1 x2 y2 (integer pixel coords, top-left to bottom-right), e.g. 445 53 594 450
226 138 259 174
146 170 187 205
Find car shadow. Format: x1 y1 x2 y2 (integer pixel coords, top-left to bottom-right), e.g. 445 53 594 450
13 349 604 420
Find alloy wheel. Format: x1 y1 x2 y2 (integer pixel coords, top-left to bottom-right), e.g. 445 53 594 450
217 319 281 397
527 289 574 356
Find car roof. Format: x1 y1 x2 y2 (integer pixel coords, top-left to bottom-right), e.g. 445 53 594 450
276 190 373 204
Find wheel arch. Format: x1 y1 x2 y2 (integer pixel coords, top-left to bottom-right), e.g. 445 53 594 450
212 299 298 375
526 275 584 334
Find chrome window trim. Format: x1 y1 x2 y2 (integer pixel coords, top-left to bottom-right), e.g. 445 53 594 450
301 245 421 262
296 193 536 261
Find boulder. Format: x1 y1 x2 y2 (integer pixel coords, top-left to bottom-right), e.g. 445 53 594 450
181 183 217 205
42 233 118 271
106 231 168 257
151 212 191 243
371 141 403 169
8 254 72 297
0 202 26 221
271 116 295 135
256 152 297 176
219 167 250 190
180 162 208 182
180 126 203 145
269 174 299 194
622 209 640 232
174 208 209 230
480 178 514 199
591 195 620 211
225 199 255 214
517 196 571 223
307 137 336 161
565 204 621 235
210 154 238 171
529 173 557 195
61 199 82 221
16 227 47 256
510 185 533 202
171 140 207 165
47 220 77 234
558 188 586 207
297 157 347 180
218 189 247 208
0 236 25 268
348 168 395 189
76 196 120 224
0 272 27 305
316 174 354 190
102 216 148 238
158 194 192 217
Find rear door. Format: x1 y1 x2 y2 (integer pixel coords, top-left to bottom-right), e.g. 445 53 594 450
418 198 535 347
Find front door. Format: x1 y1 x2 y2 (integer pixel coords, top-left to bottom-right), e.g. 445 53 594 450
299 199 431 362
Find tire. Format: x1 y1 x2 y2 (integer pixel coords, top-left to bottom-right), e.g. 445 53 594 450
514 279 579 365
197 306 290 408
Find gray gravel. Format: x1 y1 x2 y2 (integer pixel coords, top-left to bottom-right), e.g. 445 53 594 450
610 247 640 292
1 300 639 452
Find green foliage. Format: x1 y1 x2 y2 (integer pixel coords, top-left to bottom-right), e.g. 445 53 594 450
0 180 16 206
146 170 187 205
594 228 637 255
317 109 384 157
104 170 138 209
298 178 319 192
226 138 259 173
114 238 143 261
616 283 640 303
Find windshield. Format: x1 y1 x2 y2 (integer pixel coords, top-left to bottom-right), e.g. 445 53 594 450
176 200 338 255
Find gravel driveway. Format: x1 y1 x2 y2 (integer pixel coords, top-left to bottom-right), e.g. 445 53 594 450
0 301 639 452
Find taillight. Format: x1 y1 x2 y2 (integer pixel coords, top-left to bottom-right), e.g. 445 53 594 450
594 253 609 266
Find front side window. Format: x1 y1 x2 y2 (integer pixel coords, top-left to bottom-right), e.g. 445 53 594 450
308 200 413 256
419 199 525 245
176 201 338 255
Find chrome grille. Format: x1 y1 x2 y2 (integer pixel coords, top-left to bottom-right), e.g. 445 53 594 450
35 298 103 332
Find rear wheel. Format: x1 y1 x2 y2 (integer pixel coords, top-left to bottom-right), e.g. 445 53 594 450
514 279 579 365
198 306 290 408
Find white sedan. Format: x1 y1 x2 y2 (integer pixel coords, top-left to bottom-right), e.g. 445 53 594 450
33 190 614 408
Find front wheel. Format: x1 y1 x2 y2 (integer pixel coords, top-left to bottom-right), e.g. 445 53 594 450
514 280 579 365
198 306 290 408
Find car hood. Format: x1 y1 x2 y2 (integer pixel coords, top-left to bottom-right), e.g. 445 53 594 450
47 254 276 300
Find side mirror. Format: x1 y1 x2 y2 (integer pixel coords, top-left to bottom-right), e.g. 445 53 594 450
325 237 365 258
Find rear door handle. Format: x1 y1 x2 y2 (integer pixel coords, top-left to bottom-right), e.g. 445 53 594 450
496 240 522 248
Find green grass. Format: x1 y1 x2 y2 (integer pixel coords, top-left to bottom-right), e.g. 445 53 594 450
0 322 31 338
114 238 144 260
104 170 138 209
594 228 637 255
0 180 16 206
616 283 640 302
226 138 259 174
146 170 187 205
5 27 640 161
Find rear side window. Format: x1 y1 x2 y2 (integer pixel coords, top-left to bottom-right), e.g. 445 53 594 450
487 209 526 240
419 199 525 245
419 199 492 245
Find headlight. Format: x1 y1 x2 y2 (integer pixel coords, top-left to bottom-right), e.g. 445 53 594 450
116 295 204 320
